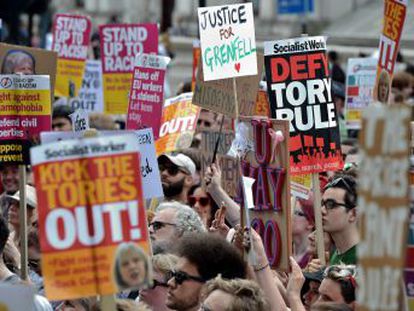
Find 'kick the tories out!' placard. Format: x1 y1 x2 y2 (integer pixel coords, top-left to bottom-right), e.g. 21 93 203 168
197 3 257 81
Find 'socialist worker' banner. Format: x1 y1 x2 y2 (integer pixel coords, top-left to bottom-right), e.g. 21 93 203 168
155 92 200 155
126 53 170 140
31 134 151 300
99 24 158 114
0 75 51 164
264 36 343 175
374 0 407 104
52 14 92 98
197 3 257 81
345 58 377 129
357 103 411 311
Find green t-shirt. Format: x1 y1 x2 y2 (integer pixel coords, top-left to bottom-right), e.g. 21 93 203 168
330 245 357 265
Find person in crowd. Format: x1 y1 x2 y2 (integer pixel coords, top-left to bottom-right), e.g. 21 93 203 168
391 71 413 103
328 51 345 84
158 153 196 203
187 185 219 228
321 175 358 265
89 112 119 130
178 148 202 186
1 49 36 74
165 233 246 311
139 253 178 311
149 201 205 254
52 105 74 131
0 164 20 219
113 242 152 290
199 276 270 311
0 215 19 283
331 81 348 141
56 297 97 311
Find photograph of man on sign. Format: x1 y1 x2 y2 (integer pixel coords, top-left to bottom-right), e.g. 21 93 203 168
1 49 36 74
113 242 152 290
377 70 390 104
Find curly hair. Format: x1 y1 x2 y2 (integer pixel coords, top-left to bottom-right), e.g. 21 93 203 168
175 233 246 281
156 201 205 235
201 276 269 311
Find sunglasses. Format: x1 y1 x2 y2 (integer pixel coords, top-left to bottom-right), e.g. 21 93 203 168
321 199 349 210
149 279 168 290
166 270 206 285
188 195 210 207
159 164 180 176
149 221 176 232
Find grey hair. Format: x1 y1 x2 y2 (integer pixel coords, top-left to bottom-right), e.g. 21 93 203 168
156 201 206 235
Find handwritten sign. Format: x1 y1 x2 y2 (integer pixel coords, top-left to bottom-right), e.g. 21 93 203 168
31 134 151 300
192 53 263 118
155 93 200 154
99 24 158 114
52 14 91 97
374 0 407 104
197 3 257 81
126 53 170 139
70 108 89 133
264 36 343 175
357 103 411 311
68 60 104 113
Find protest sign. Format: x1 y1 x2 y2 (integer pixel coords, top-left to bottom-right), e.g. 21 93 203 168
68 60 104 113
52 13 92 97
200 130 239 197
290 174 312 200
264 36 343 175
31 134 151 300
197 3 257 81
70 108 90 133
374 0 407 104
40 129 163 200
0 283 34 311
156 92 200 154
234 117 291 270
192 53 263 118
0 75 51 164
357 103 411 311
99 24 158 114
405 203 414 310
345 58 377 129
126 53 170 139
191 40 201 91
0 43 57 100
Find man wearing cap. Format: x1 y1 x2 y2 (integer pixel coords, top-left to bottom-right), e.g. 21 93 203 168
158 153 196 203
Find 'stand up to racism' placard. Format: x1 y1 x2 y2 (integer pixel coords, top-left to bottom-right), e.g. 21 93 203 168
357 103 411 311
52 14 91 97
31 134 151 300
197 3 257 81
0 75 51 164
126 53 170 139
100 24 158 114
264 36 343 175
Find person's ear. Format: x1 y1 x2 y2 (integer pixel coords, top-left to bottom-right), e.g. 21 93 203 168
184 175 193 187
348 208 357 223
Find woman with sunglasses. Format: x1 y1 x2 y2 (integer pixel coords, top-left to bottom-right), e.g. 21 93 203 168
187 185 219 228
139 254 178 311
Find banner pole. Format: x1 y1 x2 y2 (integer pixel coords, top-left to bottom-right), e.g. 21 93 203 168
18 165 28 280
211 114 225 165
312 173 326 266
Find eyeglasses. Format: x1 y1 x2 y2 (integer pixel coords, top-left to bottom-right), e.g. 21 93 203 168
159 163 189 176
149 279 169 290
188 195 210 207
166 270 206 285
321 199 349 210
149 221 176 232
293 209 307 217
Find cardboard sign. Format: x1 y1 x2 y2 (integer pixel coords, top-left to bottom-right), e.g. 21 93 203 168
198 3 257 81
0 284 34 311
31 134 151 300
155 92 200 154
68 60 104 113
290 174 312 200
52 14 92 97
70 108 90 133
192 53 263 118
345 58 377 129
0 75 51 164
99 24 158 114
374 0 407 104
235 117 291 271
357 103 411 311
40 129 163 201
126 53 170 139
264 36 343 175
0 43 57 100
200 130 239 197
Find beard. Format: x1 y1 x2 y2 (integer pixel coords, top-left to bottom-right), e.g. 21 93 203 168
162 177 185 198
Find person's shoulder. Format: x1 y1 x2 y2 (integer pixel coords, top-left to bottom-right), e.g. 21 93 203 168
1 273 20 285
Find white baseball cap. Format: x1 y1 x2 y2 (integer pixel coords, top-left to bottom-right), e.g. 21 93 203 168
158 153 196 177
6 185 37 209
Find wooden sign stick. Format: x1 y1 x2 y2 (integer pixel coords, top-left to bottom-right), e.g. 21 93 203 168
312 173 326 265
211 114 225 165
18 165 28 280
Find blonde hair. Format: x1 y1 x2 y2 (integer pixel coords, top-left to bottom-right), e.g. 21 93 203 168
152 253 178 275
